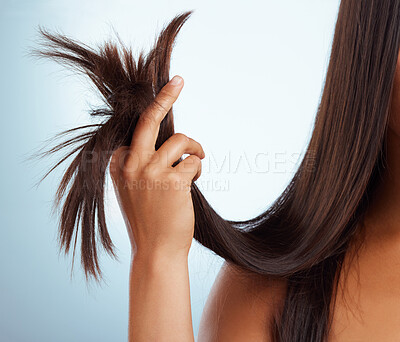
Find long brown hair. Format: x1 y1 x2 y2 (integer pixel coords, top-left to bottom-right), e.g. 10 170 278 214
31 1 400 340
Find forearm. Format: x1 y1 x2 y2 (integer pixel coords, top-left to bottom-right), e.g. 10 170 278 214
128 251 194 342
110 75 200 342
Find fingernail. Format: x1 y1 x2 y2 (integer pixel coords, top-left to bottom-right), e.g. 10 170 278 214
170 75 183 86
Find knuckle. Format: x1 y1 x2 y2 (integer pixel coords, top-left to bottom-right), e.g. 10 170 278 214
139 111 156 127
121 167 136 181
188 156 202 172
191 156 202 179
121 152 140 179
196 168 202 179
167 171 181 183
160 88 176 101
179 156 201 174
152 97 169 114
193 139 203 152
174 133 189 144
141 164 159 180
191 155 202 165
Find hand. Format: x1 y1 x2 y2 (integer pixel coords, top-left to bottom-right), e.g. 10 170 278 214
110 75 205 260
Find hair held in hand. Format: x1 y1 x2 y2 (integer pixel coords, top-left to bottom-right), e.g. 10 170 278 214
32 2 400 340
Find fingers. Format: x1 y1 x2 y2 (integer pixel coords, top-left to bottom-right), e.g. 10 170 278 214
153 133 205 168
130 75 184 152
175 155 202 182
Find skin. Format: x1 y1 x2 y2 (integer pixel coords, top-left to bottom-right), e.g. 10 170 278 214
110 75 204 342
325 51 400 340
111 50 400 341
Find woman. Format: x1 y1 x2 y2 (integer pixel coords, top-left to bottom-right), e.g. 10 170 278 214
110 60 400 342
34 0 400 340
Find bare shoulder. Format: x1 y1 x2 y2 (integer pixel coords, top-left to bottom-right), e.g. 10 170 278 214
197 260 287 342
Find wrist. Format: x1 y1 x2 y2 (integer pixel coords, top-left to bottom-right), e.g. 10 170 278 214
131 248 189 269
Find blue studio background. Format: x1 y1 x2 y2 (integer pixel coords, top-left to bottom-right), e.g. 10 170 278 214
1 0 339 341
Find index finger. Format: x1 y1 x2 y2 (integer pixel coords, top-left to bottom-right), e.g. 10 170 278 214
130 75 184 151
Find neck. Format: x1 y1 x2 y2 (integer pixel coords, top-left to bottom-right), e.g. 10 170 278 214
363 127 400 240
